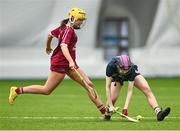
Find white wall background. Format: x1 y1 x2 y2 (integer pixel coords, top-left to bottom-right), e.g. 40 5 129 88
0 0 180 79
0 0 106 79
130 0 180 77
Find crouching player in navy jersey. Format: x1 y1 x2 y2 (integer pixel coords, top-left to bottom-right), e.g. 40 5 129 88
104 55 170 121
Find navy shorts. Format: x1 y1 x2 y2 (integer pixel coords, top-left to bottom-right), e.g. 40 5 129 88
112 73 140 86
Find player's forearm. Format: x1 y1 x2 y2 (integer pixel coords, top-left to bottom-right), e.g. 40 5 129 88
61 44 74 63
124 90 133 109
46 34 53 49
106 87 113 107
106 77 113 107
123 82 134 109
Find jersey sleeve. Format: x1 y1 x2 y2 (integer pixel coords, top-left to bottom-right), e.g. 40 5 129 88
129 65 139 81
50 27 60 38
61 27 73 45
106 63 113 77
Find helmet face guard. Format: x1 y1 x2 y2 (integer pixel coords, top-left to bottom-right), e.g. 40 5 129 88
115 55 132 74
73 19 86 29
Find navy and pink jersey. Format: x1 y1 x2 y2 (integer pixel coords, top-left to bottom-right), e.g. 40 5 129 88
50 25 77 67
106 57 140 85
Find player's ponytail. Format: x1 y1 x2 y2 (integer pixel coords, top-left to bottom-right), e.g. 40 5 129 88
60 18 69 28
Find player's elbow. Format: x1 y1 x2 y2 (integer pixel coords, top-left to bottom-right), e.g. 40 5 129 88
43 88 53 95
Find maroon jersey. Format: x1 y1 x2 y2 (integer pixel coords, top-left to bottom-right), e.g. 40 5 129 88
50 25 77 67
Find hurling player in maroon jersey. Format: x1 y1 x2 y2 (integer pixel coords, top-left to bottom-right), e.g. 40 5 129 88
9 7 106 116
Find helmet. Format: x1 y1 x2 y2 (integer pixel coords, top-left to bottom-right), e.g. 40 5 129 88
69 7 86 21
115 55 132 70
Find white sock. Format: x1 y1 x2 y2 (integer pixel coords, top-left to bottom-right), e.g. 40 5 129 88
154 106 161 115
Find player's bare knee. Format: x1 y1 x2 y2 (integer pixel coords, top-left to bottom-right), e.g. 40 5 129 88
144 87 152 97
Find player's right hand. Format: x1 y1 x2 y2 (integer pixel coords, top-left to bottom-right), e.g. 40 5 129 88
69 61 75 69
46 48 53 55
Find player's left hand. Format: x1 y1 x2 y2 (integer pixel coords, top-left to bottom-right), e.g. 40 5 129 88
109 106 115 112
